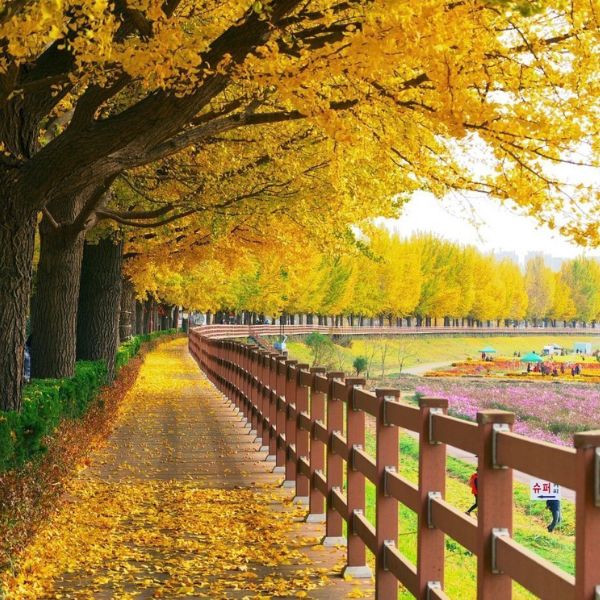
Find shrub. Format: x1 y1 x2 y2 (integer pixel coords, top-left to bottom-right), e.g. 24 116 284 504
0 361 106 472
353 356 368 375
305 332 335 367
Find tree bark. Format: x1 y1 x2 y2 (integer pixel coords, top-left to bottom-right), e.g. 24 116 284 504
0 193 36 411
135 301 144 335
76 238 123 381
173 305 180 330
119 277 135 342
31 213 85 379
143 299 153 334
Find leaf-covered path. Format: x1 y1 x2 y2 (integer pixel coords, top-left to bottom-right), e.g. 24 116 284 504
2 338 373 599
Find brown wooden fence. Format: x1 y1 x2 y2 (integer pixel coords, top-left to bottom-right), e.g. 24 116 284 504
189 330 600 600
190 323 600 339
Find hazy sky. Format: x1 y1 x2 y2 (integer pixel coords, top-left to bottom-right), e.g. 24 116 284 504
382 191 600 262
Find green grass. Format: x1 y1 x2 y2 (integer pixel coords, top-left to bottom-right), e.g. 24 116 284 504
286 334 600 377
359 433 574 599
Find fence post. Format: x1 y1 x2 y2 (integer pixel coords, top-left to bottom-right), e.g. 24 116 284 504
240 346 252 430
244 346 253 424
574 430 600 600
233 343 241 411
307 367 327 523
249 349 259 437
228 342 237 410
476 410 514 600
323 371 346 546
375 388 400 600
417 397 448 598
293 364 311 504
258 351 270 450
344 377 371 578
274 357 291 473
266 354 278 460
283 360 298 486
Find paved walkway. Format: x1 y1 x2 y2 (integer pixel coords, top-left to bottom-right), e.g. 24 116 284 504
4 339 373 599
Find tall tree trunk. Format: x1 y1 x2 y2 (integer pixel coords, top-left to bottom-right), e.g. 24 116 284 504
119 277 135 341
161 304 170 330
76 238 123 381
135 301 144 335
143 299 153 333
0 197 36 411
173 305 180 330
31 215 85 379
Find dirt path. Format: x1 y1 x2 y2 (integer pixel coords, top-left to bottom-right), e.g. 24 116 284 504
400 361 452 375
3 339 373 599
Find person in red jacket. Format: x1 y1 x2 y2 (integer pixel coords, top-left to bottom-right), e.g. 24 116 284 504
466 471 478 516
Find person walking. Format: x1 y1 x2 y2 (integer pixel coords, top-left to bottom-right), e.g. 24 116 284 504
546 499 561 532
466 471 478 516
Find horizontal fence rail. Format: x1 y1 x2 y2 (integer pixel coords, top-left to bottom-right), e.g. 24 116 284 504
191 323 600 340
189 329 600 600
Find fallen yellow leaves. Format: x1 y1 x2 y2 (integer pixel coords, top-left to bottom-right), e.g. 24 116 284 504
0 340 330 598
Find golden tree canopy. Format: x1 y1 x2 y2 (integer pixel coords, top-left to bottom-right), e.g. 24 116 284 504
1 0 597 242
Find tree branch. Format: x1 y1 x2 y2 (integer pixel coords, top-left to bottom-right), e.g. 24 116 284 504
68 177 117 234
97 204 175 221
139 99 356 166
97 208 196 228
42 207 61 230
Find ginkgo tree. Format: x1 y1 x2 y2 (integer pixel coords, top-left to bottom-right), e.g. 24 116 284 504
131 225 600 332
0 0 598 410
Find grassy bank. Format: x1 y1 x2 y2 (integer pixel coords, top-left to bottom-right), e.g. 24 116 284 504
286 334 600 376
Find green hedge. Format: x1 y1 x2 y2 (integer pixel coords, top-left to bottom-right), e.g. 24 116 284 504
0 328 177 473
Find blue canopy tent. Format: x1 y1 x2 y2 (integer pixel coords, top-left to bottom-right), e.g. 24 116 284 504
479 346 496 353
521 352 543 363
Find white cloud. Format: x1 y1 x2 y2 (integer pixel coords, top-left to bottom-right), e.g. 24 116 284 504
378 191 600 263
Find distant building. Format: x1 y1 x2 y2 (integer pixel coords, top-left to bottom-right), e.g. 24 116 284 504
494 250 520 265
523 251 565 271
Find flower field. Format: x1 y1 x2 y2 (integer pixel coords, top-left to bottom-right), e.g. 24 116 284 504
426 358 600 383
415 379 600 446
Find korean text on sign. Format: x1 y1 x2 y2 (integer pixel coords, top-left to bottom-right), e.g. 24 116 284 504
530 479 561 500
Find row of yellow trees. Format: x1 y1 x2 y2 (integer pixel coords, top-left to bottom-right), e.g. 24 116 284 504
130 230 600 324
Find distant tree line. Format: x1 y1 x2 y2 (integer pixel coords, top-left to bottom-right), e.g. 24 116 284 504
143 230 600 328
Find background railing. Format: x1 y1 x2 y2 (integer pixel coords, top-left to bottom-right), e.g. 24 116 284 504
189 329 600 600
192 323 600 339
